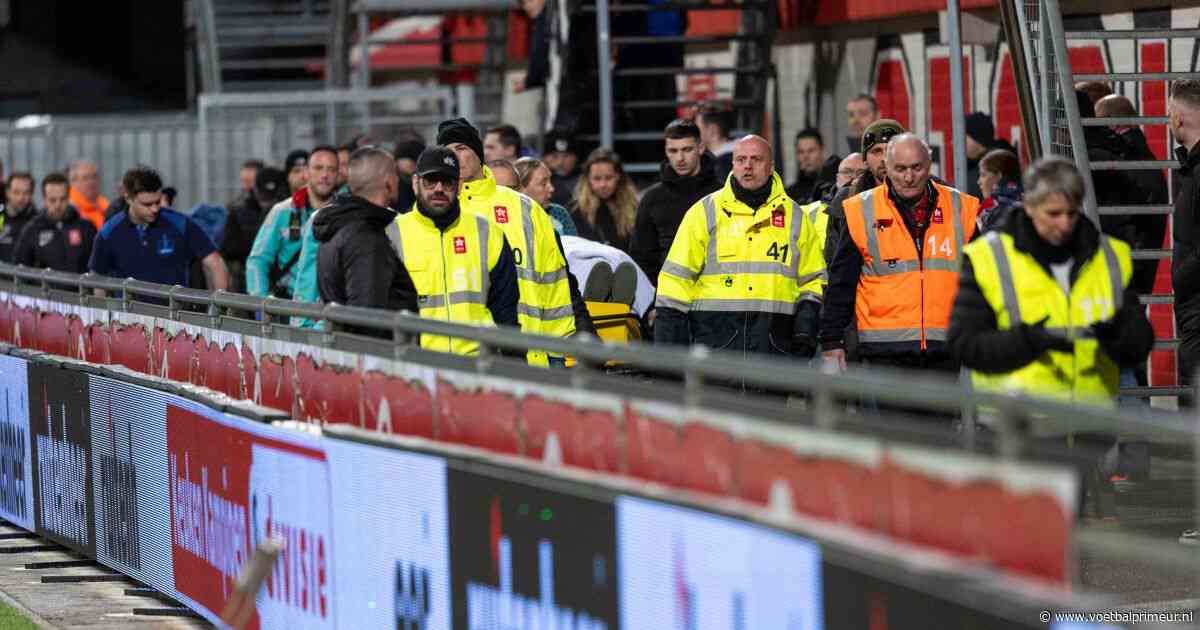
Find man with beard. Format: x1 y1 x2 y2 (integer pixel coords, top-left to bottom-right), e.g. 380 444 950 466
315 146 518 349
246 145 339 301
0 173 36 262
629 118 721 285
439 117 591 365
823 119 905 265
14 172 97 273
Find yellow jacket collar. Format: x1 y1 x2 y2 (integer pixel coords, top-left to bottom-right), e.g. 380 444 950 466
461 166 497 199
714 172 789 215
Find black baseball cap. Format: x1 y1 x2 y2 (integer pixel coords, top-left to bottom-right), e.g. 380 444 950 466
285 149 309 171
543 130 577 156
254 166 288 199
415 147 460 180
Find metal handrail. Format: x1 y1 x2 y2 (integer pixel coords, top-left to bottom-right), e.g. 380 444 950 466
1 262 1196 447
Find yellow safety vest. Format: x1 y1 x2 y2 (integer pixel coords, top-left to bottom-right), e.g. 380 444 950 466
386 209 505 356
965 230 1133 407
655 173 825 314
800 200 829 250
461 167 575 366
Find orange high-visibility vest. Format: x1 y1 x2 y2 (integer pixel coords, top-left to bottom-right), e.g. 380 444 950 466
843 181 979 352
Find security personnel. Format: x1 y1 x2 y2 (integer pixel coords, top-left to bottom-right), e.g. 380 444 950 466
13 172 97 273
949 156 1153 409
654 135 825 361
820 133 980 372
437 118 591 366
799 199 829 264
386 147 519 355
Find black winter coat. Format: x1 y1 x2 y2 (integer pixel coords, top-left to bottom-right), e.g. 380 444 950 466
1112 128 1170 295
948 208 1153 374
628 153 721 284
571 201 631 254
313 195 519 338
13 208 96 273
786 154 840 204
0 205 35 263
1172 142 1200 330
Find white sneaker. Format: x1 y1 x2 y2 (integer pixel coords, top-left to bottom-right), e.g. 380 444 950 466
1180 529 1199 545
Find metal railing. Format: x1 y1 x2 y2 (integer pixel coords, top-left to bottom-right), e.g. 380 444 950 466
2 261 1199 584
0 262 1195 446
1011 0 1097 219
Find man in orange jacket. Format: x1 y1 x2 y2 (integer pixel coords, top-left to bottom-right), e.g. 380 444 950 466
68 160 109 231
820 133 980 373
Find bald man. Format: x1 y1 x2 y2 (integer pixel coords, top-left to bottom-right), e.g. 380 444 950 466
820 133 980 373
654 135 827 371
311 146 406 324
835 153 864 189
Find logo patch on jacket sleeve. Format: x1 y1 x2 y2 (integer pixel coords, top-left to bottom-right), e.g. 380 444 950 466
771 207 785 228
932 208 944 224
453 235 467 254
67 229 82 247
494 206 509 223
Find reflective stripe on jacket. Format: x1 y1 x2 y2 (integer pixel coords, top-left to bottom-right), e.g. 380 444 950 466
386 209 505 356
800 200 830 267
843 181 979 353
966 230 1132 406
461 167 575 365
654 173 825 357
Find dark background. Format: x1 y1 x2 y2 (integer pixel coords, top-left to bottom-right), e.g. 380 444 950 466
0 1 188 117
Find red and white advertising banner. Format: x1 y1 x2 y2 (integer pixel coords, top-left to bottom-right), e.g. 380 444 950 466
166 401 335 630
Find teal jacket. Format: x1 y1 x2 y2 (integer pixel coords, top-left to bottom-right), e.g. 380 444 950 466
291 209 323 328
245 189 315 297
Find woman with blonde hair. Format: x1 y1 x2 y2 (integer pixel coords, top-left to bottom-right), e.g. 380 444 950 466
513 157 577 236
569 148 638 253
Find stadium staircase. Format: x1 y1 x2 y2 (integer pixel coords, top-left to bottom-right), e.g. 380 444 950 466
1002 0 1200 401
582 0 778 174
194 0 334 93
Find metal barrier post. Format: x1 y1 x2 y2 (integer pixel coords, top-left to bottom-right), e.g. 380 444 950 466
1043 0 1097 221
198 97 211 205
947 0 968 188
595 0 614 149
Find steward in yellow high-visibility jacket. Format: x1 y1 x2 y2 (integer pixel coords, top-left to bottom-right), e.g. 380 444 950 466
799 200 830 264
386 147 520 356
948 157 1153 423
437 117 593 367
654 136 825 360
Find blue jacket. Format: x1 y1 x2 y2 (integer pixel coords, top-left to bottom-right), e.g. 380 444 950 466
245 190 315 297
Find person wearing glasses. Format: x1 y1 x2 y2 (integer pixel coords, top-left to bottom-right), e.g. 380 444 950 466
820 132 980 376
313 146 518 346
438 118 592 366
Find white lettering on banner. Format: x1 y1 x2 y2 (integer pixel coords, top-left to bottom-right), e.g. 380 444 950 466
169 453 249 588
0 420 27 522
467 536 607 630
260 494 329 618
36 423 88 547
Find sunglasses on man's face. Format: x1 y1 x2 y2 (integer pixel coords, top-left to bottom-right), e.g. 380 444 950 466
862 127 900 150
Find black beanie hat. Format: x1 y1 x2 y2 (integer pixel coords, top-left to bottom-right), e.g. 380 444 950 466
964 112 995 146
436 118 484 163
